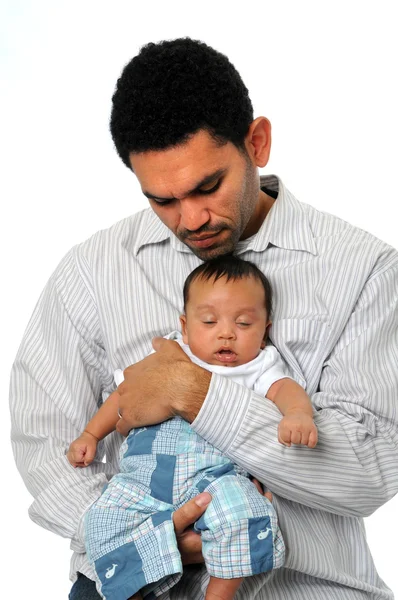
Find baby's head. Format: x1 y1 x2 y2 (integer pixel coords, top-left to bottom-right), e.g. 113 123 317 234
180 255 272 367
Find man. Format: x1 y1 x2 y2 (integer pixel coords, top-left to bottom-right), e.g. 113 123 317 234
10 38 398 599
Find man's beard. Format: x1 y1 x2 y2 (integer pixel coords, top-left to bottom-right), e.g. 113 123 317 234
177 224 240 260
178 159 259 260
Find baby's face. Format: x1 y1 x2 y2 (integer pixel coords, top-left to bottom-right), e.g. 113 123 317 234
180 275 270 367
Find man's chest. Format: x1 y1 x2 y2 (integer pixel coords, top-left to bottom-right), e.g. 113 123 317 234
91 244 359 395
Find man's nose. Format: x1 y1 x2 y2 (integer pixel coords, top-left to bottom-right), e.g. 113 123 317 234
179 199 210 232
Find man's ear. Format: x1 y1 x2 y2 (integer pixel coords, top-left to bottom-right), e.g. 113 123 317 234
180 315 189 344
245 117 272 168
261 320 272 349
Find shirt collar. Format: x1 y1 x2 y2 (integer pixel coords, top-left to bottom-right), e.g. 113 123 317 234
246 175 318 255
132 174 317 256
130 210 171 256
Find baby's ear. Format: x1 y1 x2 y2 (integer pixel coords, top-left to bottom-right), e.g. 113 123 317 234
179 315 188 344
262 320 272 348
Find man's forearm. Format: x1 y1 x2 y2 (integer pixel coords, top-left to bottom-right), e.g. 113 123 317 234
175 362 212 423
191 374 398 518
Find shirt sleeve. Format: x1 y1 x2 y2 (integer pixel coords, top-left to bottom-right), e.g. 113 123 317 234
9 247 116 552
254 345 294 396
192 261 398 518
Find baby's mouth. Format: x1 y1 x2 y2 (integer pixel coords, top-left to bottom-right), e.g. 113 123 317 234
215 349 237 363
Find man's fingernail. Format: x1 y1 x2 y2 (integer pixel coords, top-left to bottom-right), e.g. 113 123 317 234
195 492 212 507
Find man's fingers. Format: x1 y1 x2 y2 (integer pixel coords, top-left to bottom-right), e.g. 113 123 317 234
128 592 143 600
152 336 180 352
178 529 204 565
152 336 166 351
251 478 263 494
116 417 131 437
152 336 190 360
251 478 273 503
172 493 212 534
172 494 210 566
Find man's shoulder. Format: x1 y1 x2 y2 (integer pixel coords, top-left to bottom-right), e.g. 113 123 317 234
45 210 158 297
75 208 167 261
264 176 397 270
302 200 398 269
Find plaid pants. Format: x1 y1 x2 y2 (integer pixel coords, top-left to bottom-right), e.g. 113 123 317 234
85 418 285 599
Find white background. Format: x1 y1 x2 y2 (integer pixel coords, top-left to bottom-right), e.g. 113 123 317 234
1 1 397 598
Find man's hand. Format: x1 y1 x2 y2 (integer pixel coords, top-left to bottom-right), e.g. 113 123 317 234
173 492 212 565
172 484 273 565
116 337 212 437
127 492 212 600
251 477 273 503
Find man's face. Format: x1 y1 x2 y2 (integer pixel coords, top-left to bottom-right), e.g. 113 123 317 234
129 130 269 260
180 275 270 367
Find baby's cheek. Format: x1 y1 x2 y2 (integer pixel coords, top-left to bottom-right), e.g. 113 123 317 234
189 339 212 363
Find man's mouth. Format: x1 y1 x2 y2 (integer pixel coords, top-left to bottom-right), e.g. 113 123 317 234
187 232 221 248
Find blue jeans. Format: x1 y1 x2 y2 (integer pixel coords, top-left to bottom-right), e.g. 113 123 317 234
69 573 101 599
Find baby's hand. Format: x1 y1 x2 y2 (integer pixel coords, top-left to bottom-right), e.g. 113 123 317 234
67 431 99 467
278 412 318 448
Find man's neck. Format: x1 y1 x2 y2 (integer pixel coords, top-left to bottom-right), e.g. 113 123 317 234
241 189 276 240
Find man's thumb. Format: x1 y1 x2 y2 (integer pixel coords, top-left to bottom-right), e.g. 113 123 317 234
195 492 212 507
151 336 165 351
172 493 212 534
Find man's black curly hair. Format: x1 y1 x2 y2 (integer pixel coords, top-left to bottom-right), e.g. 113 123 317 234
110 38 254 169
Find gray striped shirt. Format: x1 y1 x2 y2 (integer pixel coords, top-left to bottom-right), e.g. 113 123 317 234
10 175 398 598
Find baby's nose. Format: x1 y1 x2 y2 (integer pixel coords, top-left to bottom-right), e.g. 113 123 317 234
218 326 236 339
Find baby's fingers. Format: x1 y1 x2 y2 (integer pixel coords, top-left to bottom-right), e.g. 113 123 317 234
67 453 85 468
290 430 302 445
308 426 318 448
67 445 86 466
83 446 96 466
278 423 292 447
299 429 310 446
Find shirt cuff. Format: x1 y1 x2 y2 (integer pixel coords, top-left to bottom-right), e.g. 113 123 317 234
191 373 252 454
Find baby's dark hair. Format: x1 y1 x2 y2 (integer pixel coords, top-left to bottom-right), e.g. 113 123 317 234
110 37 254 169
183 254 272 317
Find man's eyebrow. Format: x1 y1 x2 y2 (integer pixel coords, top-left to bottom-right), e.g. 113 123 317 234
142 169 226 202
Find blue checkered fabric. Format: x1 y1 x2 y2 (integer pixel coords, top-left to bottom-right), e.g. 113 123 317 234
85 417 285 599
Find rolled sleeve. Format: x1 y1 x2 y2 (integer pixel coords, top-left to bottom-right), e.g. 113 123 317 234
192 373 263 452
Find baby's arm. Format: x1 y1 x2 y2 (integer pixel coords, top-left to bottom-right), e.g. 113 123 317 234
267 378 318 448
67 390 121 467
